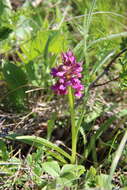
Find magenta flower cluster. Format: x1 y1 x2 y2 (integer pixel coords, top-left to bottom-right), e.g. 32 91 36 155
51 51 84 98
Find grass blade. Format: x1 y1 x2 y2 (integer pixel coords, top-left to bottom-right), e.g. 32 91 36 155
88 32 127 48
109 130 127 183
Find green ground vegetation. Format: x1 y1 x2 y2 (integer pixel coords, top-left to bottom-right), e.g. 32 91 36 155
0 0 127 189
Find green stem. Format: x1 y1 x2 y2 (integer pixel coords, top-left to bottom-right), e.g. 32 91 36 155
68 87 77 164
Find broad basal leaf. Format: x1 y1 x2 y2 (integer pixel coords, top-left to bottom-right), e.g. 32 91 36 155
2 61 28 106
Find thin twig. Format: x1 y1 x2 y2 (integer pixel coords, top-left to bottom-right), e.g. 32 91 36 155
89 48 127 89
15 111 34 129
92 76 119 88
75 48 127 107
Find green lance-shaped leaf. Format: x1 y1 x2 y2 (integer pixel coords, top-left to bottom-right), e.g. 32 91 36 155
8 135 71 161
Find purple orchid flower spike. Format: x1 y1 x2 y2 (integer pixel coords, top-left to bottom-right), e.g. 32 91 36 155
51 51 84 98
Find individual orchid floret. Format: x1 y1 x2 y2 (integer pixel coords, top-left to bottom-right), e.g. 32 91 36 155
51 51 84 98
